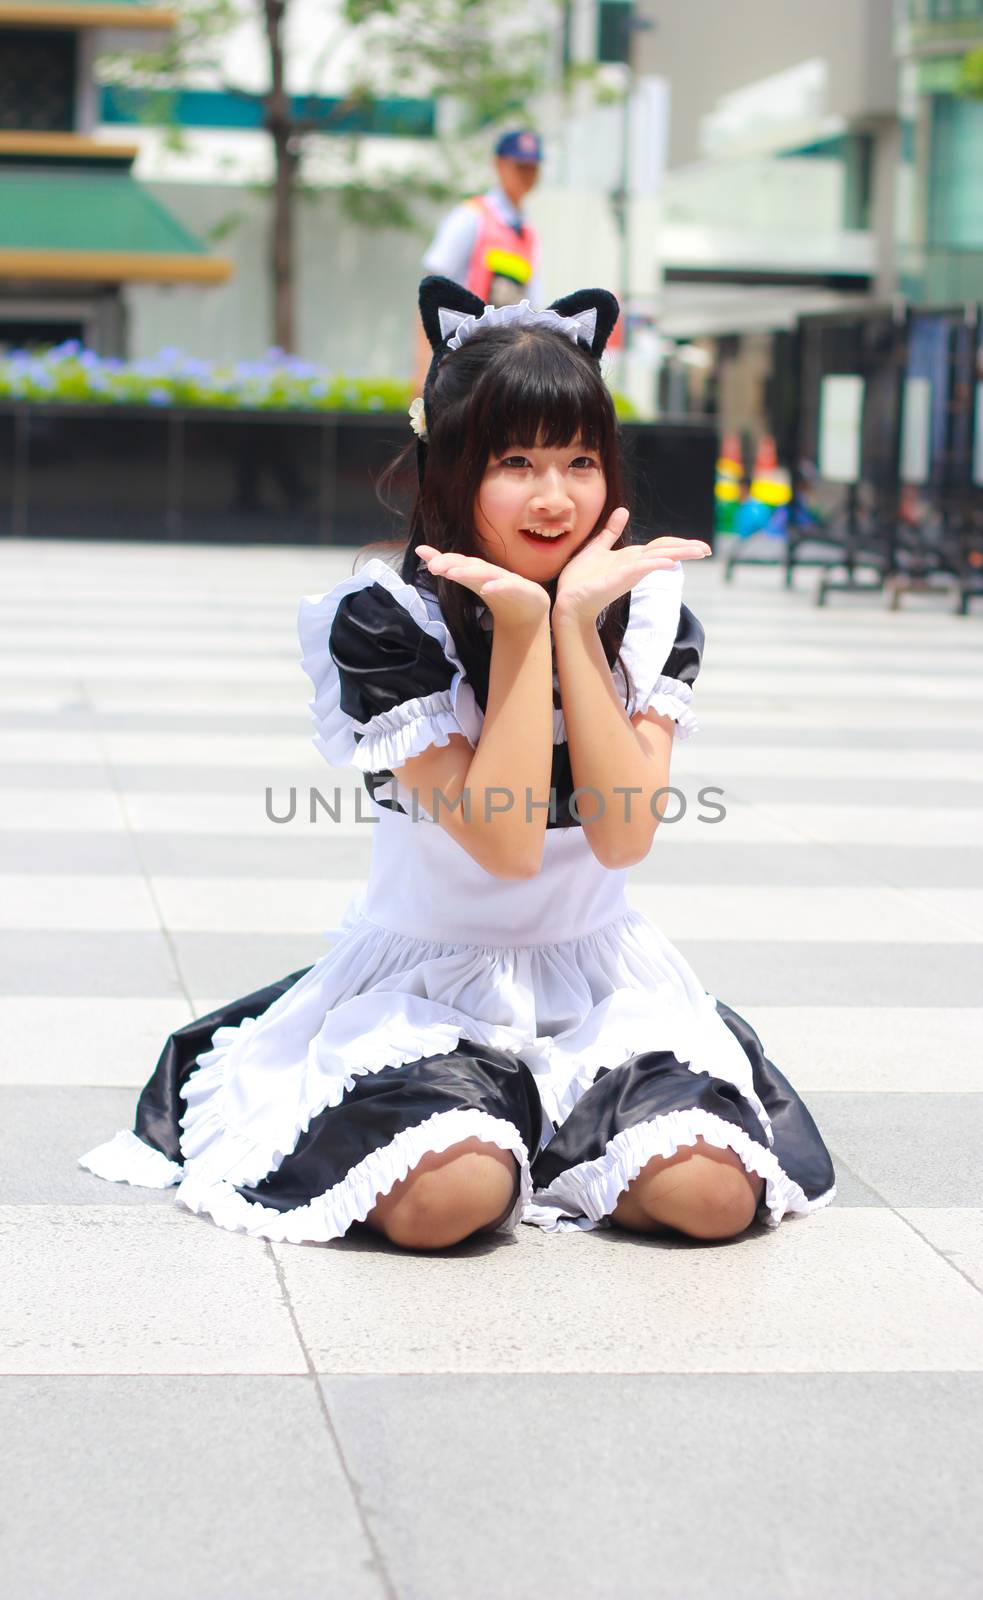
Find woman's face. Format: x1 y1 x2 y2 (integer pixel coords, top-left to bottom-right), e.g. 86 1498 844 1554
474 438 608 581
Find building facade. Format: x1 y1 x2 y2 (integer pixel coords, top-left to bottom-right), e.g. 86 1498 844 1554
0 0 230 354
627 0 982 441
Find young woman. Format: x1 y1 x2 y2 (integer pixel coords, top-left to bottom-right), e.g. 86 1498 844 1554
80 276 835 1249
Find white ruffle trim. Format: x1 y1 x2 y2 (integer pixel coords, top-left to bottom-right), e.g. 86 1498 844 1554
609 563 702 737
298 557 482 769
633 674 698 739
174 1107 533 1245
523 1107 836 1233
78 1128 184 1188
352 690 474 772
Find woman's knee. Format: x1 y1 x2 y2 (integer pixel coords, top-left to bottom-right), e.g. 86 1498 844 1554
673 1163 763 1239
615 1138 764 1241
367 1137 519 1250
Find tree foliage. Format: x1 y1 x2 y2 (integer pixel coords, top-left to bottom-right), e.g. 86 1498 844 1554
956 46 983 99
99 0 559 347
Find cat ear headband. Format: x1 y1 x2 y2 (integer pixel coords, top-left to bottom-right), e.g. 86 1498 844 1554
411 274 620 477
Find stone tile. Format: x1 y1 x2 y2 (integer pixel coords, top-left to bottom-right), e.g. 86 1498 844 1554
704 669 983 702
0 789 126 831
0 874 160 930
322 1372 983 1600
679 745 983 781
629 885 962 942
278 1212 983 1375
0 1000 189 1086
169 932 324 997
903 888 983 937
743 805 983 847
0 763 114 790
0 688 83 711
735 1007 983 1092
115 763 325 793
899 1209 983 1293
0 829 360 877
0 650 300 685
810 1094 983 1207
1 632 290 658
0 1376 384 1600
698 775 983 809
0 679 79 705
151 875 364 934
121 789 368 838
0 762 325 793
634 843 983 889
633 841 882 886
136 830 372 878
821 1157 885 1207
677 940 981 1007
0 931 184 998
704 703 980 732
1 1088 176 1202
0 708 311 736
0 1206 306 1374
0 831 142 873
0 731 107 762
91 686 301 711
103 731 315 768
699 725 982 749
708 645 983 673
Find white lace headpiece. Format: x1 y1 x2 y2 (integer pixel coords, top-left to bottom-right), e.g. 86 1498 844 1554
438 299 598 354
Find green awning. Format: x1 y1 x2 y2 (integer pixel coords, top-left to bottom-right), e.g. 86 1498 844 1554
0 167 231 283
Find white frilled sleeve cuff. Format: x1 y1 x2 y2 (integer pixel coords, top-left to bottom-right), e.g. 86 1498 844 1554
613 562 699 740
297 558 483 771
350 690 476 773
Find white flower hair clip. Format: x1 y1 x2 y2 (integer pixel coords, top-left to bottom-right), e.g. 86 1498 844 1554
437 299 598 354
408 395 428 440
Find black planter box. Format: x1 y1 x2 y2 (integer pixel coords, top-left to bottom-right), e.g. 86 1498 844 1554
0 403 717 546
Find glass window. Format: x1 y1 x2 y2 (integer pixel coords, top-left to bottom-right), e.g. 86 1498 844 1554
0 29 76 132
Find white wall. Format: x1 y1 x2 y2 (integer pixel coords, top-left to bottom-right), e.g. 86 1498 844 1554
635 0 896 168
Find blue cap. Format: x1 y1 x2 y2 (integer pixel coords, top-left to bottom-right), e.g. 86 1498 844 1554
495 128 543 163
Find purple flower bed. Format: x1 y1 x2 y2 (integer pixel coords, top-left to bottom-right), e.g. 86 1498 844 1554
0 342 414 413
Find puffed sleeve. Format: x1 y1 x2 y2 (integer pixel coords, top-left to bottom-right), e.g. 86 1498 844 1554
613 562 705 739
298 558 483 772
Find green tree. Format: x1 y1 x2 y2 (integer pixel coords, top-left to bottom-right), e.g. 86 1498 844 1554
101 0 557 351
956 46 983 98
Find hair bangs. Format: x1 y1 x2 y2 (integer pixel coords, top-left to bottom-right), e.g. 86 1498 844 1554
479 332 608 459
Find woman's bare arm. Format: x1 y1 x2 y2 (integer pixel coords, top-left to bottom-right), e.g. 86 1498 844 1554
552 609 676 869
393 608 555 878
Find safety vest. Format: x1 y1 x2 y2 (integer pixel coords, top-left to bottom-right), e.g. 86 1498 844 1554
464 195 540 306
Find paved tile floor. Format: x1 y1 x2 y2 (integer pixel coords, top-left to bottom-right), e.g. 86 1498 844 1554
2 535 982 1599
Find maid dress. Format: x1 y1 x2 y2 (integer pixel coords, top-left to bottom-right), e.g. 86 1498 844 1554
79 556 836 1242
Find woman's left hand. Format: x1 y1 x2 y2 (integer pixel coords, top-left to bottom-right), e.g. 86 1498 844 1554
552 508 711 625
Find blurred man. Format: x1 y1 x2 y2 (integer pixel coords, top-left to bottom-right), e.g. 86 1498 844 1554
412 128 544 391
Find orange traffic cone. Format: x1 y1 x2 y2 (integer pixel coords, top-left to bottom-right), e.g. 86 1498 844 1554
715 432 743 532
748 434 791 509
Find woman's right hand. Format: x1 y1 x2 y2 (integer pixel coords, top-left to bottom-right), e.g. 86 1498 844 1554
415 545 550 630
